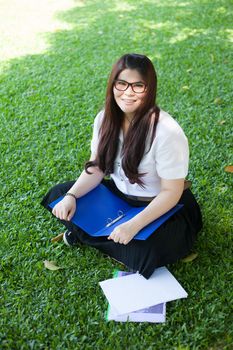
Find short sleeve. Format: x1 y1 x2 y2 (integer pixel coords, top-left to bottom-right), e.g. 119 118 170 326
155 129 189 179
90 110 104 155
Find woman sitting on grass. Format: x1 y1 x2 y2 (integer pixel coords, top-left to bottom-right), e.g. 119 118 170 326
41 53 202 279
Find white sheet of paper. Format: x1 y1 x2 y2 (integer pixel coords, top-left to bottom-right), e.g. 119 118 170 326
99 267 188 315
107 302 166 323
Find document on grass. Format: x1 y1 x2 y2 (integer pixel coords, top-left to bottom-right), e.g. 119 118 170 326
107 302 166 323
106 271 166 323
99 267 188 315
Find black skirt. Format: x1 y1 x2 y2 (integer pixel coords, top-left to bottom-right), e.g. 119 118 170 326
41 179 202 279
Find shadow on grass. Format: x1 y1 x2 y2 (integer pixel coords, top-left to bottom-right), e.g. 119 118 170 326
0 0 232 349
1 0 231 237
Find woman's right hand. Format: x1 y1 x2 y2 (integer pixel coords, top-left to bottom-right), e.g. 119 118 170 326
52 196 76 221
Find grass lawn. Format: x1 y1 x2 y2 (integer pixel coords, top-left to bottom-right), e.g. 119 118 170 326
0 0 232 349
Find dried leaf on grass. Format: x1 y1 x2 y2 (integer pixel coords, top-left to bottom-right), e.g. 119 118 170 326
51 232 64 243
224 165 233 173
214 97 223 105
43 260 63 271
182 252 198 263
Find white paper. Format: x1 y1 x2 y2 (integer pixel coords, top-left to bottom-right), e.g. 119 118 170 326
99 267 187 315
107 302 166 323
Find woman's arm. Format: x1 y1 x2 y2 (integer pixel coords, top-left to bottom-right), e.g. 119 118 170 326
52 154 104 221
129 178 184 231
66 164 104 199
108 178 184 244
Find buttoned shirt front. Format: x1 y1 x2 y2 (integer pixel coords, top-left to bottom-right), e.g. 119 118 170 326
91 110 189 197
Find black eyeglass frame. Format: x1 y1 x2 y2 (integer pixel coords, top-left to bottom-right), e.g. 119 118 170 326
113 79 147 94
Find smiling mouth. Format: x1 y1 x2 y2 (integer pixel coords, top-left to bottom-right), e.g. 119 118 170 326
122 99 136 104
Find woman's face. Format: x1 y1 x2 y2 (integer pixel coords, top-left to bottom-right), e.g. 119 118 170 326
113 69 147 118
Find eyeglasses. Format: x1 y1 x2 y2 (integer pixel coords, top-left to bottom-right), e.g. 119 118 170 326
114 79 147 93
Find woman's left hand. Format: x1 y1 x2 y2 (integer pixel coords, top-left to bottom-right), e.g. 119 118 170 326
107 221 138 245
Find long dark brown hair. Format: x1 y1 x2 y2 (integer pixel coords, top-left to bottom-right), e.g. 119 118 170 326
85 53 160 186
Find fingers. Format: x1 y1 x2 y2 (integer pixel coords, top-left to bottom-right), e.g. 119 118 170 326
108 230 120 243
67 207 76 221
52 205 69 221
52 198 76 221
60 210 68 221
108 232 128 245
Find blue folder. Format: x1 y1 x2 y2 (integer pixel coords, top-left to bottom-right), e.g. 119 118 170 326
49 184 183 240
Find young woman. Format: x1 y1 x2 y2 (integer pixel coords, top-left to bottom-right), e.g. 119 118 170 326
41 53 202 279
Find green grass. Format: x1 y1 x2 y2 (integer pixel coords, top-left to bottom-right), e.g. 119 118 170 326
0 0 232 349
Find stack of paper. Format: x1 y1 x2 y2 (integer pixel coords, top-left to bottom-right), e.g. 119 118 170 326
99 267 188 323
107 271 166 323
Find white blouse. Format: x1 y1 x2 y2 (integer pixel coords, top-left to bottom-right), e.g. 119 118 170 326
91 110 189 197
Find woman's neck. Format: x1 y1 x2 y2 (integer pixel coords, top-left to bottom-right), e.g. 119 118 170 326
122 113 134 137
124 112 134 124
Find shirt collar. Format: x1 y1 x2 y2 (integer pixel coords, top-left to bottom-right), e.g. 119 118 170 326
119 129 123 142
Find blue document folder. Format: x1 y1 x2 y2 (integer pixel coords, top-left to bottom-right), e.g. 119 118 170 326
49 184 183 240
